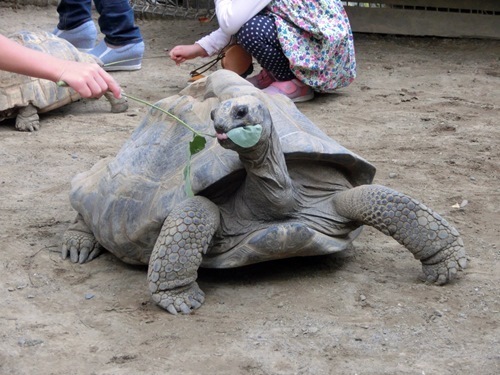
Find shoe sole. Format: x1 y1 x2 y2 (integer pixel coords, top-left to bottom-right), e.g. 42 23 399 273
291 92 314 103
104 64 142 72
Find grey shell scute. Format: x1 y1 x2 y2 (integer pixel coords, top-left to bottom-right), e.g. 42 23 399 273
70 70 376 259
0 30 97 117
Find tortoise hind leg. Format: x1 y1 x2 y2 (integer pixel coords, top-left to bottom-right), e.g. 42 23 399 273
148 196 220 315
62 214 102 263
16 104 40 131
332 185 467 285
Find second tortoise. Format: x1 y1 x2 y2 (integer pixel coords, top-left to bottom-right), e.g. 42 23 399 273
0 30 127 131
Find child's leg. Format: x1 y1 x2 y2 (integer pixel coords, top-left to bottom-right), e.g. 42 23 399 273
236 15 295 81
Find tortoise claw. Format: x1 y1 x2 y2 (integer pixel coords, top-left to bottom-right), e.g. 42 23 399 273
421 240 467 285
151 282 205 315
166 305 178 315
61 230 101 264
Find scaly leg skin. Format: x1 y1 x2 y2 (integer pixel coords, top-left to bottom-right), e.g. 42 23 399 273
333 185 467 285
16 105 40 132
148 196 220 315
62 214 102 264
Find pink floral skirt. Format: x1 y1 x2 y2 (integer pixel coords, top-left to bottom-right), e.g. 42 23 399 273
266 0 356 93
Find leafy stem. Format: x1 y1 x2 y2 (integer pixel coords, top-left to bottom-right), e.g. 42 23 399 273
120 93 213 197
56 81 213 197
55 81 214 139
121 93 215 139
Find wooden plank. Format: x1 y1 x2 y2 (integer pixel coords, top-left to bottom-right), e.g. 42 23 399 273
345 7 500 39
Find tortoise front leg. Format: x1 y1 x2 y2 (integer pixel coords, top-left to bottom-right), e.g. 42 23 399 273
62 214 102 263
16 104 40 131
103 91 128 113
148 196 220 315
332 185 467 285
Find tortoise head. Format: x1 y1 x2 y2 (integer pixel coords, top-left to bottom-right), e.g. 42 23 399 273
211 96 272 152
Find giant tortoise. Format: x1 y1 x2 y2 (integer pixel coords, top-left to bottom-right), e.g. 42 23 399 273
0 30 127 131
62 70 467 315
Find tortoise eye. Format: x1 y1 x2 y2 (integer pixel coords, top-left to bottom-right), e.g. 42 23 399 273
233 105 248 119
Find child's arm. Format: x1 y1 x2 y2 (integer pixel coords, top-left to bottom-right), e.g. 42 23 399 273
215 0 272 35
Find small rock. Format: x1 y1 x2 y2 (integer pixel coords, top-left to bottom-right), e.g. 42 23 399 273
304 326 319 335
85 293 95 300
18 338 44 347
389 172 398 179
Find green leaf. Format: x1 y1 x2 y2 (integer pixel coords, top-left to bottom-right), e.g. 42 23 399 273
226 125 262 148
189 134 207 155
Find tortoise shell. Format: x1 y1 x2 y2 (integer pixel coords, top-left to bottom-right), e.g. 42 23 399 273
69 70 376 264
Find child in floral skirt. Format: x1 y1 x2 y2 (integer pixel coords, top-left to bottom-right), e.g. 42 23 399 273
170 0 356 102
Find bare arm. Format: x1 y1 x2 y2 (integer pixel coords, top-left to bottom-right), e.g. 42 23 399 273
0 34 121 99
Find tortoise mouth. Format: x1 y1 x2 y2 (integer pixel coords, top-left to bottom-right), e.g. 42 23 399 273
216 131 233 148
216 132 228 141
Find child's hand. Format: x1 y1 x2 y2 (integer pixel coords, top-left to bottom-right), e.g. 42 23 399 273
169 44 208 65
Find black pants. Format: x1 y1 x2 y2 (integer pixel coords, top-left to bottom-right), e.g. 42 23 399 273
236 15 295 81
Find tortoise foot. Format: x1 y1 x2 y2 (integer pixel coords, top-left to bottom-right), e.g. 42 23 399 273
104 91 128 113
150 282 205 315
16 105 40 132
421 237 467 285
62 229 101 264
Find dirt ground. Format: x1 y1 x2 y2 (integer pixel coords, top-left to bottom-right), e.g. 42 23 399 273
1 5 499 375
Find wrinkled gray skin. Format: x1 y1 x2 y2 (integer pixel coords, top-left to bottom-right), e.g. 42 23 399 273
0 31 128 131
62 71 466 315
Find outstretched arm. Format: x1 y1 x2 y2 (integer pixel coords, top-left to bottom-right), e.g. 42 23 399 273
0 34 121 99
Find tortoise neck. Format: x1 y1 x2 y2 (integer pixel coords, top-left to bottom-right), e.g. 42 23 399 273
238 127 297 218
